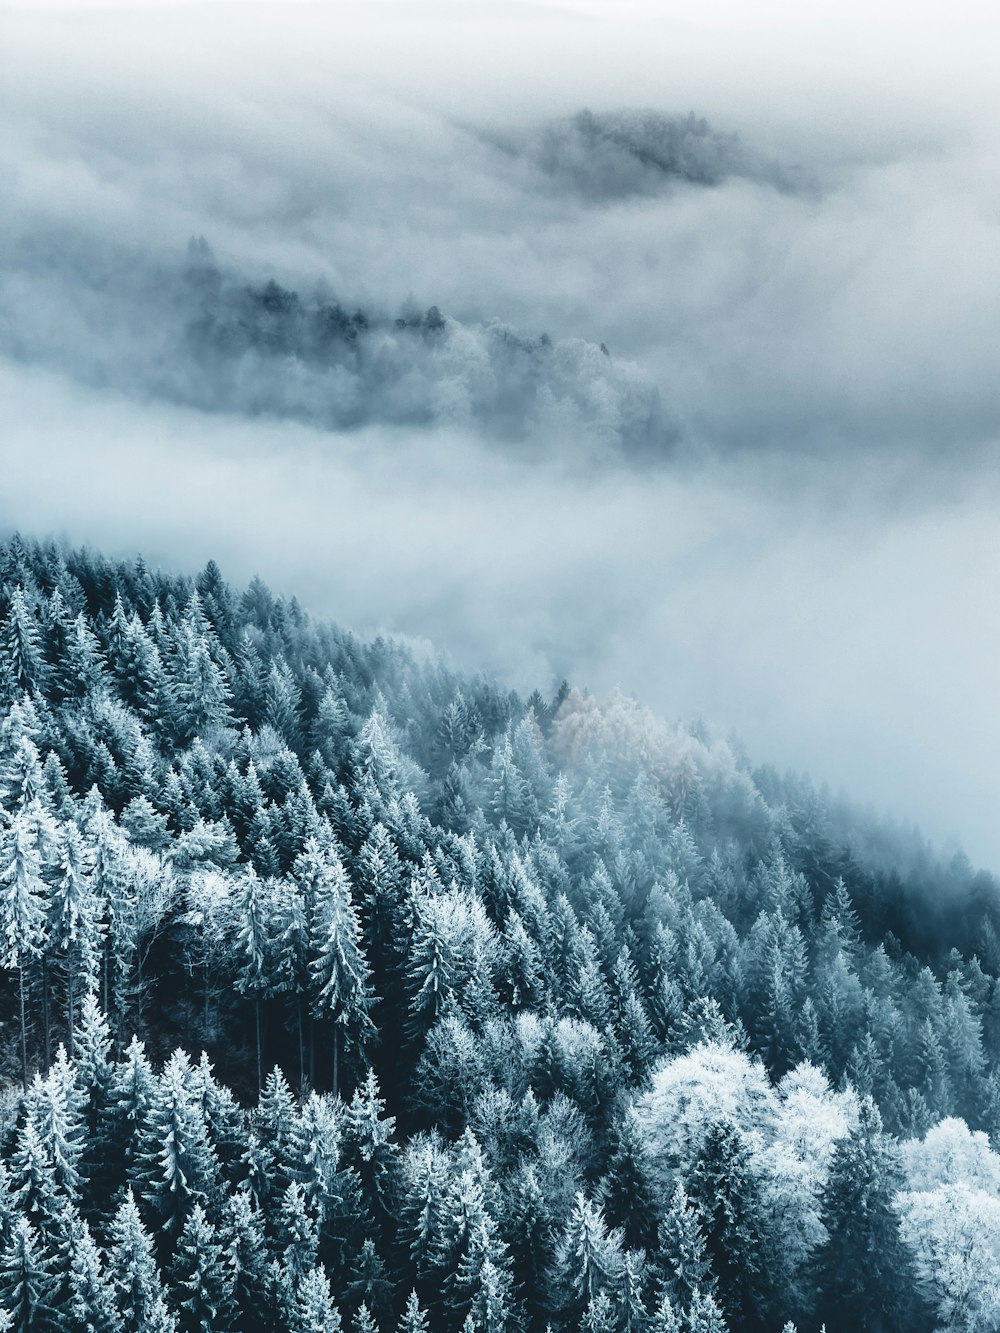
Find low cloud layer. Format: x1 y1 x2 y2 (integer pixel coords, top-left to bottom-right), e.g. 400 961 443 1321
3 3 1000 864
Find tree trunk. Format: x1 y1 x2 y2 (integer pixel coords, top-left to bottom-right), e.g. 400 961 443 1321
332 1026 340 1101
41 956 51 1070
67 958 76 1063
102 940 110 1022
255 996 263 1096
297 993 305 1090
19 966 28 1094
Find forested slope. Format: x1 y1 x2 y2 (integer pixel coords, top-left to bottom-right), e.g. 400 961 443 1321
0 535 998 1332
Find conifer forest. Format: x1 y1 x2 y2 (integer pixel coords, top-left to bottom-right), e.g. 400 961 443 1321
3 4 1000 1332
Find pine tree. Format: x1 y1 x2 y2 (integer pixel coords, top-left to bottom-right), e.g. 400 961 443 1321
166 619 232 746
0 807 51 1089
277 1183 320 1295
231 865 272 1093
812 1096 930 1333
62 613 108 700
617 1250 649 1333
580 1291 617 1333
133 1050 221 1238
287 1265 342 1333
553 1193 624 1322
686 1290 730 1333
463 1253 514 1333
168 1204 236 1333
341 1068 397 1223
119 614 170 736
3 587 47 696
9 1117 60 1243
396 1292 429 1333
252 1066 299 1204
107 1192 168 1333
684 1120 771 1331
0 708 44 811
344 1240 393 1328
227 1189 273 1333
100 1037 155 1200
29 1046 85 1202
288 1091 341 1221
503 1161 553 1323
601 1113 661 1253
66 1217 122 1333
656 1183 713 1310
354 1305 379 1333
0 1218 57 1333
308 846 375 1097
489 738 537 838
648 1294 682 1333
49 822 101 1056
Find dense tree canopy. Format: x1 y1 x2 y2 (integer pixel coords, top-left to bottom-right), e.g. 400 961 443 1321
0 534 997 1330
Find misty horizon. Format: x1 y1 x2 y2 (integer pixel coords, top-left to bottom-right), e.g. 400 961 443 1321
3 1 1000 866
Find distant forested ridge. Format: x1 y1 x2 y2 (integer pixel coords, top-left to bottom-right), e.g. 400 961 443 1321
524 109 803 199
0 535 998 1332
1 237 667 460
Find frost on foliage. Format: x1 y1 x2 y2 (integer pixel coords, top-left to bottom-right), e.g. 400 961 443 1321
633 1041 778 1173
897 1118 1000 1333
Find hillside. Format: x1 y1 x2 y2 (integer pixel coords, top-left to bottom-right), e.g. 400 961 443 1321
0 535 999 1332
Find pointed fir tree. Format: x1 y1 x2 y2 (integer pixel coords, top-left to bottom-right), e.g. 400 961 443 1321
132 1050 221 1239
49 822 101 1054
811 1096 931 1333
579 1292 617 1333
286 1265 343 1333
0 1218 57 1333
686 1290 730 1333
0 807 51 1089
655 1182 713 1311
553 1193 624 1323
684 1119 771 1332
396 1291 429 1333
309 848 375 1097
108 1192 168 1333
600 1112 661 1253
168 1203 235 1333
3 587 47 697
66 1217 122 1333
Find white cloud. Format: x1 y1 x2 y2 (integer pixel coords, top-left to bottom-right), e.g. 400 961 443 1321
3 0 1000 866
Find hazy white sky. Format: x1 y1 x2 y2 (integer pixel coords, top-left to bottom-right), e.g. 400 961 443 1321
2 0 995 13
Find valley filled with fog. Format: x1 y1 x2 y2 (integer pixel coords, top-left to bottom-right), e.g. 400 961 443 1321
3 1 1000 863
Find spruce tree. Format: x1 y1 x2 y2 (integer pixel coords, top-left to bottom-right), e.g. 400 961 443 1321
0 807 51 1090
66 1217 122 1333
655 1182 713 1311
684 1120 771 1332
287 1265 343 1333
107 1192 168 1333
168 1204 236 1333
0 1218 57 1333
133 1050 221 1239
812 1096 931 1333
553 1193 624 1323
308 847 375 1097
396 1292 429 1333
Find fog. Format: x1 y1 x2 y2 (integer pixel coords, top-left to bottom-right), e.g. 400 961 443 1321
2 3 1000 865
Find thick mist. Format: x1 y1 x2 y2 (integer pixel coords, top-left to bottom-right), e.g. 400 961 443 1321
2 2 1000 863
